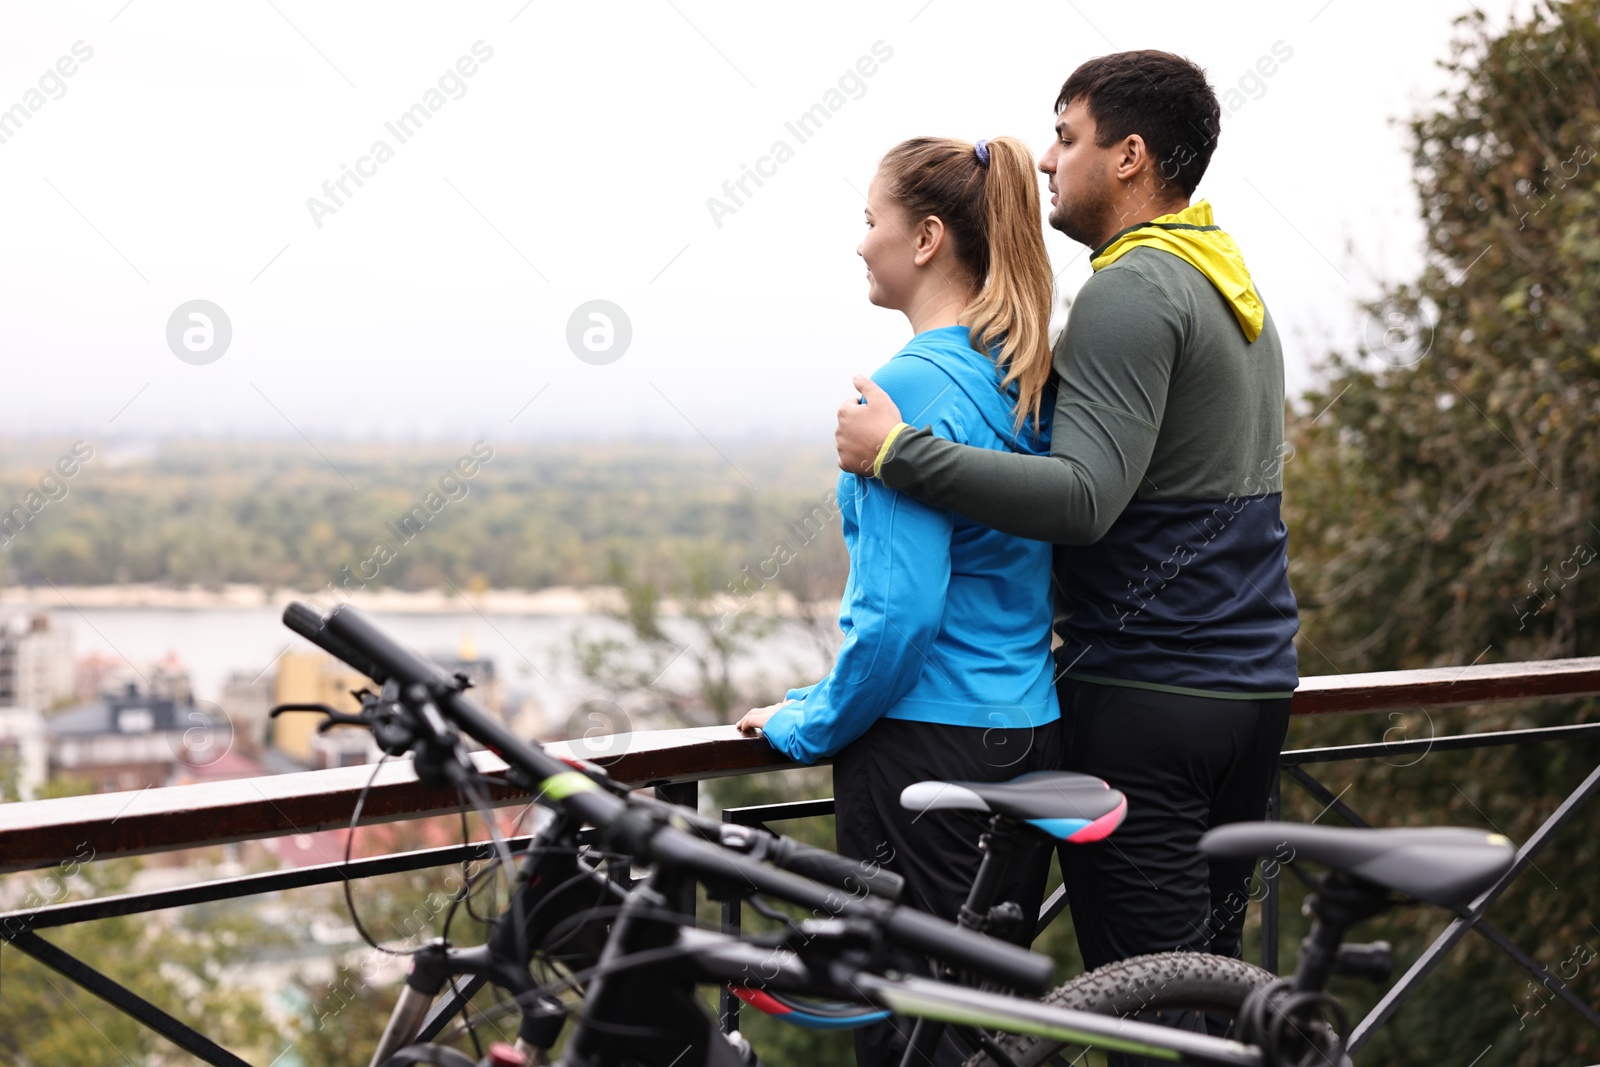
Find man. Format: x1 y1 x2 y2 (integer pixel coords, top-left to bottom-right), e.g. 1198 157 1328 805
835 49 1299 1024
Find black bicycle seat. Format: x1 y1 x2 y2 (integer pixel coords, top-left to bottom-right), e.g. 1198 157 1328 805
900 771 1127 843
1200 823 1516 908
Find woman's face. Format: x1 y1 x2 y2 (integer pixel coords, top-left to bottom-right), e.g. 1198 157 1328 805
857 172 919 311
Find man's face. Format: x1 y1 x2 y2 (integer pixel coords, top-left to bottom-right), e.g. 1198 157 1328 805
1039 98 1120 248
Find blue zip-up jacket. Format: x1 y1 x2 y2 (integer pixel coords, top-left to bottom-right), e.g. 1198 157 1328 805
760 325 1060 765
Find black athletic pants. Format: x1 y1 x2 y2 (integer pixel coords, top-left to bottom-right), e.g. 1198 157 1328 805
1056 676 1291 1066
835 715 1063 1067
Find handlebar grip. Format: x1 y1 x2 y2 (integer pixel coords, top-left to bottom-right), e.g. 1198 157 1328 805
882 906 1054 995
315 602 628 828
771 839 905 904
322 603 455 688
282 602 388 683
282 601 327 643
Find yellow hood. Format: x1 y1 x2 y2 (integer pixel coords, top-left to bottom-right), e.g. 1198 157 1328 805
1090 200 1265 342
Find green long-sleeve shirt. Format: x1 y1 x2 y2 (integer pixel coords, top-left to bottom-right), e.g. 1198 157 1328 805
877 244 1299 697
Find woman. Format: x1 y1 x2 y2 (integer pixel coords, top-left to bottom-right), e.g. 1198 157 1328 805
736 135 1060 1067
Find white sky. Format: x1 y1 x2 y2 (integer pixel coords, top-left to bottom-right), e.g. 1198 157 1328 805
0 0 1527 447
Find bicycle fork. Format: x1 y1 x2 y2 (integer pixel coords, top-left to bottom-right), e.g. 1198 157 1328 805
563 869 754 1067
368 939 561 1067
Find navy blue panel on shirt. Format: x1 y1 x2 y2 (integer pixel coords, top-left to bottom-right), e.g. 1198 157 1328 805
1055 492 1299 696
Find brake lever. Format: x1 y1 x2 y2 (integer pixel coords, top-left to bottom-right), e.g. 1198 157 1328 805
267 702 371 732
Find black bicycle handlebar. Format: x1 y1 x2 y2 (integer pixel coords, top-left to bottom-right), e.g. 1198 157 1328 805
297 601 907 903
646 803 906 905
640 812 1054 994
770 838 905 904
316 602 628 827
283 600 387 684
285 601 1052 994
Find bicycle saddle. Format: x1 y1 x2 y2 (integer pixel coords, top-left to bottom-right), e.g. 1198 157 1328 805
1200 823 1516 908
900 771 1127 843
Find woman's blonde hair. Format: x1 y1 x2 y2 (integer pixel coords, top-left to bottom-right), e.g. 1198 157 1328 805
876 136 1054 429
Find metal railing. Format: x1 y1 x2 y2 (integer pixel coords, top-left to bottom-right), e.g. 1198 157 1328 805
2 656 1598 1063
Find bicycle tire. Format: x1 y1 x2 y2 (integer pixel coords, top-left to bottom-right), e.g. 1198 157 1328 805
377 1044 478 1067
960 951 1345 1067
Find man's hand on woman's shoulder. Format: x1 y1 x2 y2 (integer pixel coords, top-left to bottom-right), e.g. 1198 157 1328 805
835 375 905 474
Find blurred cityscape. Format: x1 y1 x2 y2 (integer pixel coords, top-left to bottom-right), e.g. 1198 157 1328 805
0 609 537 802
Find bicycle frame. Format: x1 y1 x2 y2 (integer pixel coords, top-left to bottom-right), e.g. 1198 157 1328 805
897 816 1040 1064
555 858 1267 1067
369 810 625 1066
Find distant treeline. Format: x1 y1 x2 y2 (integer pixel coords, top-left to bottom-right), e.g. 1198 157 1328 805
0 438 844 593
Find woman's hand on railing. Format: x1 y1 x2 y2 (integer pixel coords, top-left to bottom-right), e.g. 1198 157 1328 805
736 701 794 736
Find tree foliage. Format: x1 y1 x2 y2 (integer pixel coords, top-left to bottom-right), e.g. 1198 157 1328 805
1288 2 1600 672
0 441 839 595
1282 4 1600 1063
0 858 283 1066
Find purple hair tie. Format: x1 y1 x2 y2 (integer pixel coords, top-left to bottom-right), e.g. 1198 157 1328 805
974 138 991 167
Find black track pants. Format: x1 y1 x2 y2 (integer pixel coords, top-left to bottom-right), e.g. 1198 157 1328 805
835 715 1063 1067
1056 677 1290 1067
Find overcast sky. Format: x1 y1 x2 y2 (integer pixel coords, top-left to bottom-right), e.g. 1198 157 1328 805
0 0 1529 447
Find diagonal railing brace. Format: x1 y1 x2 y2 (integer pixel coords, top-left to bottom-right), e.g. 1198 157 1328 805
3 929 253 1067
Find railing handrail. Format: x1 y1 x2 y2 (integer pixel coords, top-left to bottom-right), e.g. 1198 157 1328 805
2 657 1597 875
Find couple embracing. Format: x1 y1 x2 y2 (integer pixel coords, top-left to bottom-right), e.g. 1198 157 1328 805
736 49 1298 1067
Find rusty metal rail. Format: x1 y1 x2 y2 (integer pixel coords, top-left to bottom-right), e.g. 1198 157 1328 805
2 657 1598 1066
3 658 1596 876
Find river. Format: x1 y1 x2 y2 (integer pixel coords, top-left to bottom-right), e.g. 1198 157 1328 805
41 604 836 730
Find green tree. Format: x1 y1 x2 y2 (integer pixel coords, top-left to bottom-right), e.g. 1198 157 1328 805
568 549 785 729
0 858 284 1066
1282 4 1600 1063
0 441 840 595
1290 3 1599 672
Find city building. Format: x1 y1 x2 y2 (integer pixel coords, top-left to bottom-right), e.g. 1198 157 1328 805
47 682 234 793
263 637 504 770
80 649 194 705
0 612 76 713
268 650 376 769
219 668 273 757
0 705 48 799
75 649 123 704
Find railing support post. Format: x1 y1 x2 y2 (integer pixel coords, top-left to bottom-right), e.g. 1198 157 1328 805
654 781 700 920
3 930 253 1067
720 803 743 1036
1261 767 1280 975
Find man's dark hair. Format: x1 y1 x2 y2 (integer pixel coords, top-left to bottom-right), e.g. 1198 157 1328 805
1056 50 1221 198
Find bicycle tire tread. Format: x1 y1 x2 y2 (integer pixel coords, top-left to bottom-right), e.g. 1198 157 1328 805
961 951 1274 1067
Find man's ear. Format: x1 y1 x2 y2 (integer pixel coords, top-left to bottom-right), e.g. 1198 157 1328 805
913 215 947 266
1115 134 1150 183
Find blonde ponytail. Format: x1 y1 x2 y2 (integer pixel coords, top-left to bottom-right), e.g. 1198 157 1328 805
964 136 1053 430
877 136 1054 431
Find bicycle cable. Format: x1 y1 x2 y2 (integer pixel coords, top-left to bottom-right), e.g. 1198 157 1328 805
341 754 428 958
454 794 498 926
431 912 739 1044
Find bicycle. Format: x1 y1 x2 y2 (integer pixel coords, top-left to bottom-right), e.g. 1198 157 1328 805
958 817 1519 1067
274 600 1516 1067
277 601 1062 1066
728 766 1133 1060
730 757 1514 1067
